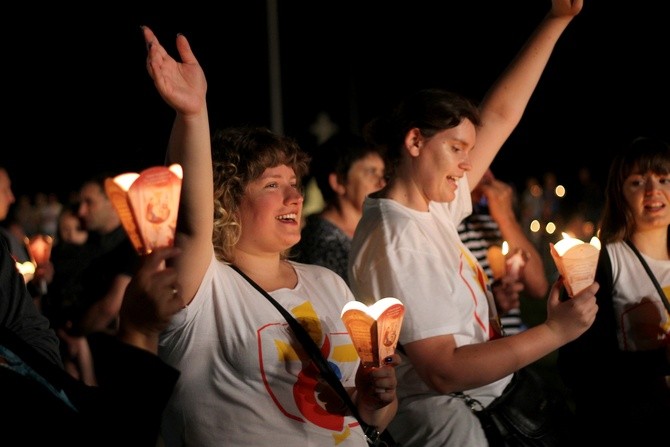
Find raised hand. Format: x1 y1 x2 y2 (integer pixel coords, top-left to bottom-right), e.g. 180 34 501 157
141 26 207 117
550 0 584 19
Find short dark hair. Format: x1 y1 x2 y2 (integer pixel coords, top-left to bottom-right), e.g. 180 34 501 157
309 132 385 205
364 88 480 180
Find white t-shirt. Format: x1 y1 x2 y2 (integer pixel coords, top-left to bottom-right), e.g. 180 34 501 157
348 176 511 446
159 256 368 446
607 241 670 350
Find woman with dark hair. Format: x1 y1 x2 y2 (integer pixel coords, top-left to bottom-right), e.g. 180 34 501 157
348 1 598 445
293 132 386 283
558 136 670 445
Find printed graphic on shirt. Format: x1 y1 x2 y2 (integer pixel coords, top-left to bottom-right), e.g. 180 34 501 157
258 300 360 443
621 296 670 351
459 246 504 339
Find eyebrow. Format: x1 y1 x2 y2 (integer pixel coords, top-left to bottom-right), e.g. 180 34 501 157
258 171 297 181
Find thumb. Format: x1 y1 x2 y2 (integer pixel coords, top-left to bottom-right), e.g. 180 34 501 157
176 33 197 65
142 246 181 271
548 276 565 305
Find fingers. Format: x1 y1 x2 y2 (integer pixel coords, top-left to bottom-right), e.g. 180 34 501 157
141 25 156 48
142 246 181 272
382 354 401 367
142 26 194 67
142 25 171 77
370 364 398 400
547 275 565 304
571 281 600 303
175 33 197 65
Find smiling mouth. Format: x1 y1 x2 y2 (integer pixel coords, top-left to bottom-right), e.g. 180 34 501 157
276 213 298 223
644 202 665 211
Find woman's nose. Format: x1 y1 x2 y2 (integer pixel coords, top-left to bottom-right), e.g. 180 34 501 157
287 187 304 203
459 159 473 172
645 177 660 193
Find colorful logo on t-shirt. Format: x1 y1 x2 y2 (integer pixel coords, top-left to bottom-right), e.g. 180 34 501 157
459 246 504 339
258 300 360 443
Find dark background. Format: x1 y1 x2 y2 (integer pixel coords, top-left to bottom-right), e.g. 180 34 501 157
3 1 669 201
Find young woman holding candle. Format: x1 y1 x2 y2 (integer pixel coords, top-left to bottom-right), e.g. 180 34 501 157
347 0 599 445
558 136 670 446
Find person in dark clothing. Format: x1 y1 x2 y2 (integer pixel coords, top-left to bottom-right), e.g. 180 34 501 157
293 132 386 283
0 227 61 367
558 136 670 446
1 234 182 446
42 173 140 336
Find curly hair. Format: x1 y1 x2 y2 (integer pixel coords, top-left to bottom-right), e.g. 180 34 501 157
211 126 310 263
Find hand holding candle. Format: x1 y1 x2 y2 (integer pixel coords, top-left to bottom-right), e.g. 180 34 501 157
503 241 528 282
26 234 54 294
27 235 53 266
487 241 527 282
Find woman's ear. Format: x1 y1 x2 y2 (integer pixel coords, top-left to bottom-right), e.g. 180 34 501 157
405 128 422 157
328 172 346 196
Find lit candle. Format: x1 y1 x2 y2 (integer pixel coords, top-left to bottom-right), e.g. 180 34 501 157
486 245 506 281
550 233 601 297
27 235 53 265
503 241 527 281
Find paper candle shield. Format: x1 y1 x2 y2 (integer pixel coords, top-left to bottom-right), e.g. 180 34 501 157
550 235 600 297
341 297 405 367
105 164 183 255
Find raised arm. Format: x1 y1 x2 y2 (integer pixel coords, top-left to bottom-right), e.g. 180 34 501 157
468 0 583 189
142 26 212 305
483 178 549 299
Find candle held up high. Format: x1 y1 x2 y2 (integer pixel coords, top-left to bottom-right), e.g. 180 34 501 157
105 164 183 255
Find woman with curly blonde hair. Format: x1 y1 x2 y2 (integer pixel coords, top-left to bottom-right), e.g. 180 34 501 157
142 27 400 447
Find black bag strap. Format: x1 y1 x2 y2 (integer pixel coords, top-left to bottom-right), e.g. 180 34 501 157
625 240 670 315
229 264 391 446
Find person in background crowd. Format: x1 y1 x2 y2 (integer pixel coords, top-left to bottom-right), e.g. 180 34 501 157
56 203 88 246
293 132 386 283
458 169 549 335
45 173 139 337
0 166 54 304
558 136 670 446
0 173 62 366
40 204 91 380
1 228 182 446
0 167 28 261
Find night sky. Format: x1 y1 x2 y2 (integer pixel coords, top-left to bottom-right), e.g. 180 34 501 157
4 1 669 201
